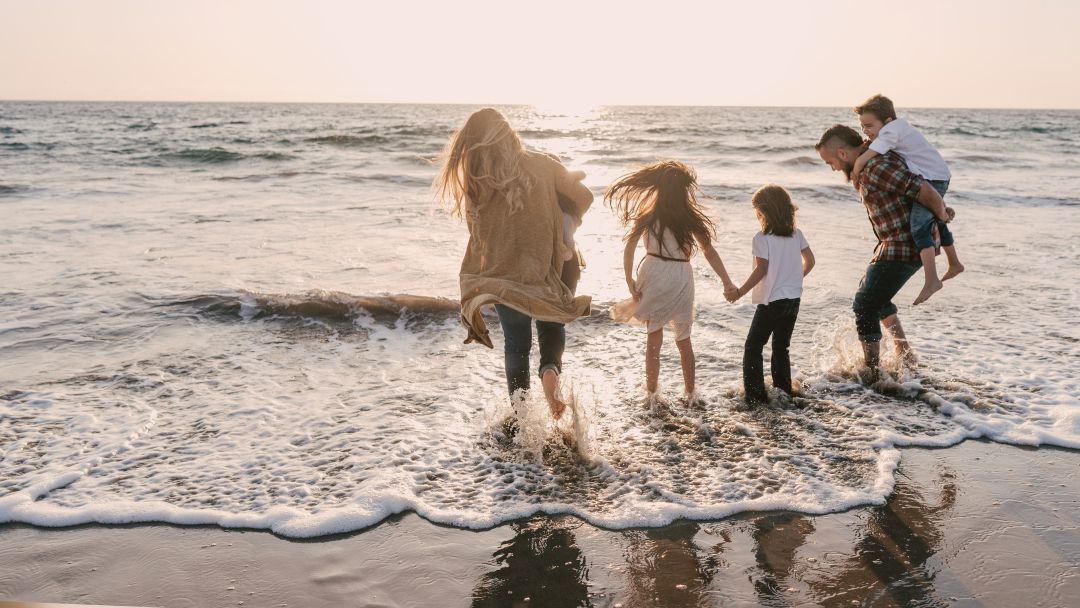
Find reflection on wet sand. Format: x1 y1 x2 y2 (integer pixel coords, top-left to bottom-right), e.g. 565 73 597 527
467 462 961 607
811 464 959 606
617 521 720 607
471 519 590 608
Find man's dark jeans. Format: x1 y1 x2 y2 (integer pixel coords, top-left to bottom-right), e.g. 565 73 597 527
743 298 801 403
495 304 565 396
852 260 921 342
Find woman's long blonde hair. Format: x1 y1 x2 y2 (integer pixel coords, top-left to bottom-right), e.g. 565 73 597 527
435 108 531 217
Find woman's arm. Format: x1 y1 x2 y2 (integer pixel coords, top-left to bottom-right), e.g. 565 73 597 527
623 233 642 301
801 246 815 276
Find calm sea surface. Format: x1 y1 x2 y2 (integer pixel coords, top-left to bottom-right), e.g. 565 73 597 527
1 102 1078 536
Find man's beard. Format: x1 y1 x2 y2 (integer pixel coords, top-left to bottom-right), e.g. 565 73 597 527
843 161 854 182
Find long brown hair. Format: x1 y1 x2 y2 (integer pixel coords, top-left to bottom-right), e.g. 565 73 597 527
604 160 715 256
435 108 531 218
751 184 797 236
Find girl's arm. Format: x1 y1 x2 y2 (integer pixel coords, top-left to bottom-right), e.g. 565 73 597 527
852 148 880 181
623 233 642 301
801 246 815 276
732 257 769 301
699 239 735 289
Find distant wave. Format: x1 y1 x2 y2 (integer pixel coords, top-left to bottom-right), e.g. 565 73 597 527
167 290 461 323
0 126 24 135
306 134 390 147
346 173 431 187
1 142 29 151
126 121 157 131
0 183 30 196
953 154 1000 163
153 148 294 164
779 155 820 166
190 120 250 129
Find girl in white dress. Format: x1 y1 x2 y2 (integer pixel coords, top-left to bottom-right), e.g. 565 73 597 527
607 161 736 398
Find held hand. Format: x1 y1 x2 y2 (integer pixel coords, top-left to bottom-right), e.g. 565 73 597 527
724 285 740 303
943 206 956 223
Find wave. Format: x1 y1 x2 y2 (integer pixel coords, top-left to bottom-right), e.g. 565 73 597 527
779 155 820 166
153 148 294 165
167 290 460 323
345 173 431 187
1 142 29 151
0 183 30 195
0 126 24 135
306 134 390 147
159 147 245 163
190 120 250 129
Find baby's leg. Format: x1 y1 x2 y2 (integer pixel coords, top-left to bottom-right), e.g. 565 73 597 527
675 336 695 396
646 329 664 394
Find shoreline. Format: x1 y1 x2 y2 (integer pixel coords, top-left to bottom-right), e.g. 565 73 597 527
2 440 1078 607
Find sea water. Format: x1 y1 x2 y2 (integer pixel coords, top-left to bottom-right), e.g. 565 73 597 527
1 102 1078 537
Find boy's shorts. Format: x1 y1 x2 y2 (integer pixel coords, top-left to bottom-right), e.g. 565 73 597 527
911 179 954 250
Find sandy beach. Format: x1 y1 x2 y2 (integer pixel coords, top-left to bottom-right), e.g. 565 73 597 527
2 440 1077 607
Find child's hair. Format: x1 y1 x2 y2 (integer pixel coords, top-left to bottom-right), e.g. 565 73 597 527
435 107 532 218
604 160 715 256
751 184 797 237
853 94 897 123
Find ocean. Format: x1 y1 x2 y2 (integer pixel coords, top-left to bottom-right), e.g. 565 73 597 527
1 102 1078 538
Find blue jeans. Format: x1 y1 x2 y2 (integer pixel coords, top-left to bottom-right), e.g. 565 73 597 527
853 261 922 342
911 179 954 250
743 298 801 403
495 304 565 395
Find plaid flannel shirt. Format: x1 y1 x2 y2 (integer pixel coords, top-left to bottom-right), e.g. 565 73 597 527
854 150 924 263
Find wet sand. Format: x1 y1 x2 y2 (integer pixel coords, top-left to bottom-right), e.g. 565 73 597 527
1 440 1078 607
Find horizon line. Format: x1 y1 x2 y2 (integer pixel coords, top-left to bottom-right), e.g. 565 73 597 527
2 98 1079 112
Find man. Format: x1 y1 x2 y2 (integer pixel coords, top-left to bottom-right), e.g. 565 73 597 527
815 124 954 379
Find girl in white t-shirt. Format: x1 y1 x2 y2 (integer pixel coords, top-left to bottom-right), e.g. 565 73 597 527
726 185 815 405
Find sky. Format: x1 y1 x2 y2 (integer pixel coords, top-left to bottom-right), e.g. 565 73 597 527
2 0 1079 109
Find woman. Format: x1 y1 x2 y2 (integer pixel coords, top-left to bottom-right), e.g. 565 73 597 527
436 108 592 419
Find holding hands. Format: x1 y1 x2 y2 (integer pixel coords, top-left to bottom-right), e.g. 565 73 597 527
724 284 741 303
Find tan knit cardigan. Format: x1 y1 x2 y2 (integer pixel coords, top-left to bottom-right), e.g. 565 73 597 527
458 151 593 347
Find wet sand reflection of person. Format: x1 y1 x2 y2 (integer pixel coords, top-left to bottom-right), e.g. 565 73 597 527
747 512 816 603
471 517 590 608
618 521 720 607
810 464 959 606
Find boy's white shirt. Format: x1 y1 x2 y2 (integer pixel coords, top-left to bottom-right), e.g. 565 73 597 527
867 117 952 181
751 229 810 305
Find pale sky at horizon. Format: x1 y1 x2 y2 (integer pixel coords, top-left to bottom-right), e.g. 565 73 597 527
2 0 1079 109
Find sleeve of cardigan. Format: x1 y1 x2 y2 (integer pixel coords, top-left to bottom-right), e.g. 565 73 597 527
553 162 593 217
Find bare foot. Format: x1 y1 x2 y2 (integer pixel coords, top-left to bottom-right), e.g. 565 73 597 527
541 369 566 421
913 278 943 305
942 263 965 281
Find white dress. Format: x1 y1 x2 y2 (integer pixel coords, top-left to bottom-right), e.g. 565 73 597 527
611 227 695 340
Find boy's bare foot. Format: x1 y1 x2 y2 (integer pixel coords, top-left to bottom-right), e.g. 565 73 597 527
913 278 943 305
942 263 965 281
542 369 567 421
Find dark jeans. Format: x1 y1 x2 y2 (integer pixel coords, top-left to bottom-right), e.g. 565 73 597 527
852 261 922 342
743 298 800 403
495 304 565 396
911 179 954 250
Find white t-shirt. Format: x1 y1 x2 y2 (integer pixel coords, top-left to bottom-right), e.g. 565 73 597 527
751 229 810 305
868 117 951 181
